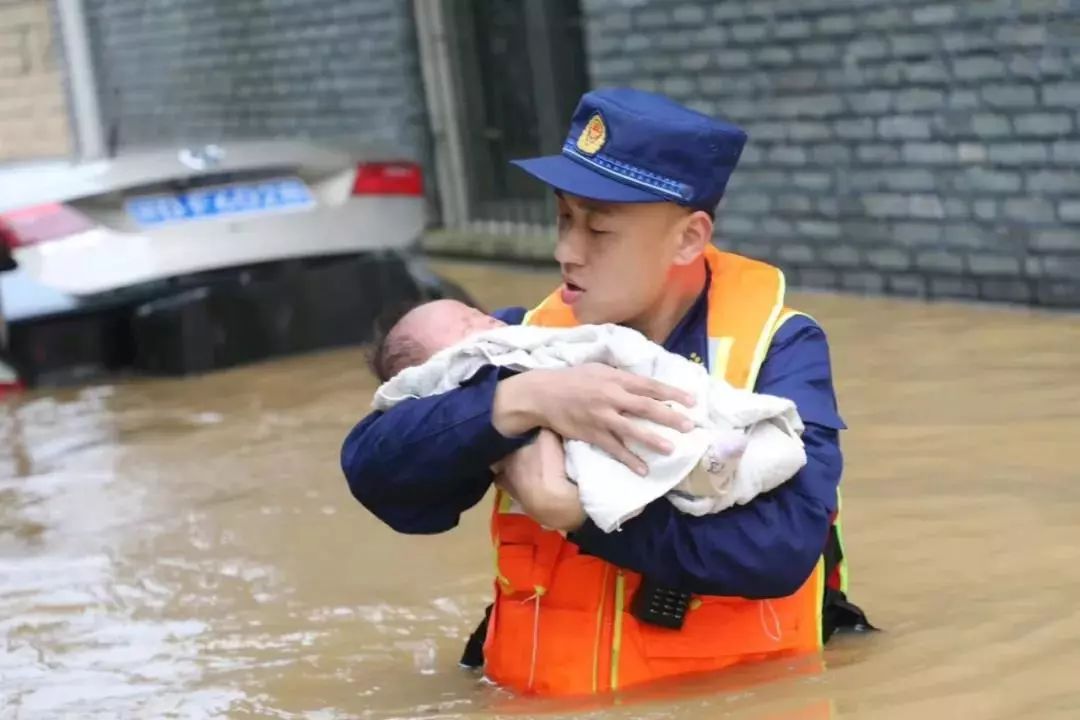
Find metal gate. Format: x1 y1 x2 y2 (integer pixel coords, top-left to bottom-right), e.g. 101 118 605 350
415 0 589 234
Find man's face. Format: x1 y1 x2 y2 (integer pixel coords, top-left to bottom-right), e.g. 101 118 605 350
554 192 689 326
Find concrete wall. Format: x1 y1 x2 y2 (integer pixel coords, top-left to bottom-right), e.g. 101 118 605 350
82 0 430 161
0 0 71 162
579 0 1080 307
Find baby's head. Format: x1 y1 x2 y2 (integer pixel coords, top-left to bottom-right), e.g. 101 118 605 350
369 298 506 381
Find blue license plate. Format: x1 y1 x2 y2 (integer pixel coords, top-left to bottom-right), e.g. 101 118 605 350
125 177 315 228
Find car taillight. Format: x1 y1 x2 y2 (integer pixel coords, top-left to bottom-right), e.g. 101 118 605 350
351 162 424 196
0 203 95 249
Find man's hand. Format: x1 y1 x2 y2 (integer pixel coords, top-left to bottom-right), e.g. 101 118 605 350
495 429 585 532
492 364 695 476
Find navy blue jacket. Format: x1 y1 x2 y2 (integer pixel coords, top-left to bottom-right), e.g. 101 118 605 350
341 283 846 599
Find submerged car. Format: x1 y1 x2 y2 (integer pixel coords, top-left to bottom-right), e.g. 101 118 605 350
0 140 456 387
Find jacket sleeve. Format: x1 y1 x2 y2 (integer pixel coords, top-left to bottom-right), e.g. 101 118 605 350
568 314 846 598
339 306 532 534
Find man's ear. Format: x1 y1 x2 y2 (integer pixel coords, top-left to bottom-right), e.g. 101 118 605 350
672 210 713 265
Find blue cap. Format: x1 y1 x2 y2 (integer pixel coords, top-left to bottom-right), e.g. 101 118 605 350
511 87 748 211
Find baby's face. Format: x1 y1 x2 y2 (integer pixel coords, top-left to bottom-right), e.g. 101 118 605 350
407 299 506 357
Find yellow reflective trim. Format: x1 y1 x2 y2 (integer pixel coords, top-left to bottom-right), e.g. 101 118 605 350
814 556 825 648
611 571 626 691
707 336 734 381
591 568 610 693
836 491 849 594
744 269 788 391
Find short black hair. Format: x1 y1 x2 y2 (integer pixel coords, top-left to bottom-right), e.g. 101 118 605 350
366 298 430 382
366 292 489 382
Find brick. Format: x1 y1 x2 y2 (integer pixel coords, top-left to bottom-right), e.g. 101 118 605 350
672 4 708 24
849 38 888 60
1027 171 1080 194
731 21 768 41
903 142 957 164
821 245 862 267
787 121 832 141
867 248 912 271
863 193 908 218
798 220 841 239
800 268 841 289
958 143 988 163
864 7 906 30
834 118 875 140
894 222 943 246
913 4 958 25
841 272 887 294
759 47 795 67
715 50 752 69
624 34 652 52
1014 113 1074 137
906 61 951 84
641 55 677 73
888 274 929 297
810 143 851 163
988 143 1049 164
775 19 811 39
1062 202 1080 222
974 200 998 221
634 9 670 28
848 90 893 114
896 88 946 113
1053 141 1080 164
972 114 1012 137
888 169 937 191
768 145 808 165
878 116 932 139
721 215 758 235
982 84 1039 108
797 43 839 63
890 34 938 58
680 52 712 71
995 25 1047 48
953 56 1008 80
1003 198 1057 222
930 277 980 300
918 250 965 273
945 198 972 219
777 194 813 213
1043 82 1080 107
948 90 981 110
858 144 902 163
1036 281 1080 307
969 254 1021 277
662 76 696 98
954 168 1023 194
1040 256 1080 281
774 70 821 91
816 14 857 35
791 171 832 190
911 195 946 219
762 217 796 237
979 279 1033 304
1029 230 1080 252
778 243 817 264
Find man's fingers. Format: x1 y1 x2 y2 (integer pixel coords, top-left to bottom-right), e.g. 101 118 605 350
619 393 694 433
610 414 675 456
592 430 648 476
621 372 696 407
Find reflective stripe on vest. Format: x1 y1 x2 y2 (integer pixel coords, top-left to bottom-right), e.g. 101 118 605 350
485 245 834 696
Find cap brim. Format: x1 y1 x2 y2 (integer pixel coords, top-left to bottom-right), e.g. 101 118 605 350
510 154 666 204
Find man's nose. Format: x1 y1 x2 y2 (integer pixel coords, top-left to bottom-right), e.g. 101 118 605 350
554 226 587 267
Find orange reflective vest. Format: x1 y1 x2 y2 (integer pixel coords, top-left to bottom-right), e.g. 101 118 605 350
482 245 848 696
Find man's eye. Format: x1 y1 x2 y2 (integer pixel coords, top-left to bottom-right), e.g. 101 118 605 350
589 227 610 234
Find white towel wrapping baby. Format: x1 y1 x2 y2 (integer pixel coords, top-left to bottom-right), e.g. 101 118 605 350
372 324 807 533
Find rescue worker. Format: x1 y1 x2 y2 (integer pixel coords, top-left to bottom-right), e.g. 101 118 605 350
341 87 870 697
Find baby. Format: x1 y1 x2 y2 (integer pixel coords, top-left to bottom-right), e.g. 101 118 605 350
368 299 807 533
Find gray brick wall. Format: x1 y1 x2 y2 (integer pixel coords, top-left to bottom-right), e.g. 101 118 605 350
582 0 1080 308
84 0 429 161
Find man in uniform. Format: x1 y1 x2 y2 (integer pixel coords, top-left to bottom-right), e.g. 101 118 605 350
341 87 869 697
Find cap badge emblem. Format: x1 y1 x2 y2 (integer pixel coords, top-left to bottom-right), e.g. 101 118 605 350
576 113 607 155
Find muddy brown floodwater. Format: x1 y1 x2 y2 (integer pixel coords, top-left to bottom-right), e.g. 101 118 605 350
1 258 1079 720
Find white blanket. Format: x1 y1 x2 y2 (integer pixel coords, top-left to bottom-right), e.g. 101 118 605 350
372 324 807 533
